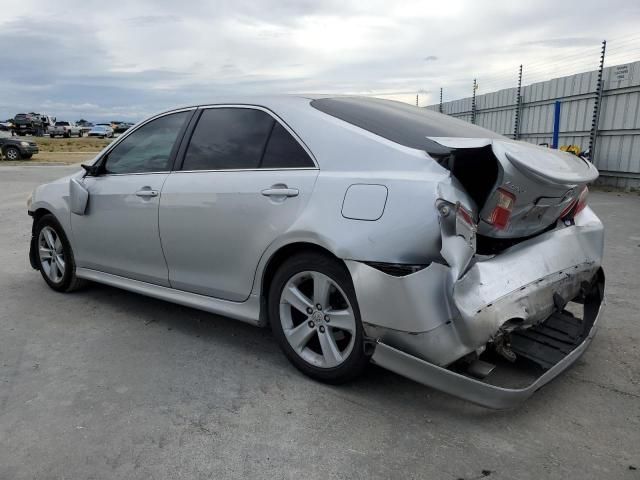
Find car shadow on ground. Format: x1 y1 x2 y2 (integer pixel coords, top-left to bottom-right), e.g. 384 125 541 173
62 280 546 419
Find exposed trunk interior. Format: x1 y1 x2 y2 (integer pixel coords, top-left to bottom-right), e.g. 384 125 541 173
437 145 498 210
432 137 599 253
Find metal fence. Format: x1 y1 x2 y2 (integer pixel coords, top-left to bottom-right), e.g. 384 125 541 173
426 60 640 189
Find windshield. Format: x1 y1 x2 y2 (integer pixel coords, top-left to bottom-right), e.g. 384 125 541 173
310 96 505 155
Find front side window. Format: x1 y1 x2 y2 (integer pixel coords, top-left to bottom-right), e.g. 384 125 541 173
182 107 314 171
103 111 189 174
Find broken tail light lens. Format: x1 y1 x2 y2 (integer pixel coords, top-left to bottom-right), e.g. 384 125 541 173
560 186 589 220
456 204 475 228
486 188 515 230
574 186 589 216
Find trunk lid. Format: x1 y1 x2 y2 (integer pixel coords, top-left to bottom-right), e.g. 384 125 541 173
429 137 599 239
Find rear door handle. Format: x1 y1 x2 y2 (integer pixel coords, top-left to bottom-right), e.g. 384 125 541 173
261 187 299 198
135 189 159 198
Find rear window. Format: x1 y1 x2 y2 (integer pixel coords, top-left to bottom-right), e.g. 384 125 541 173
310 97 505 155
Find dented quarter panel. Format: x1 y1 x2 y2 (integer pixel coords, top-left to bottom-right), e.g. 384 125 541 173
351 205 604 367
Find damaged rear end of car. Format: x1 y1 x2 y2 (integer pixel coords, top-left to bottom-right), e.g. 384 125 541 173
311 96 605 408
358 139 604 410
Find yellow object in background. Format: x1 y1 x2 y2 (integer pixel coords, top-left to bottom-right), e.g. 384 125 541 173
560 145 582 156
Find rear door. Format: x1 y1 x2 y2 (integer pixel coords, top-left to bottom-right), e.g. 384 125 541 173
71 110 192 285
159 106 319 301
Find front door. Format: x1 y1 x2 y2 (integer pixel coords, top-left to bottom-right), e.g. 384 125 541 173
71 110 191 285
159 106 319 301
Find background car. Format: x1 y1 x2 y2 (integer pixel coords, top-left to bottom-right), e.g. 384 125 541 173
49 121 83 138
0 137 38 160
87 125 114 138
113 122 133 134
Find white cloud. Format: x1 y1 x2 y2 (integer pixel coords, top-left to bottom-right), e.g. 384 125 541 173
1 0 639 121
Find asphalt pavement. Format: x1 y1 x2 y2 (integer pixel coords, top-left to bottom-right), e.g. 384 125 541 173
0 164 638 479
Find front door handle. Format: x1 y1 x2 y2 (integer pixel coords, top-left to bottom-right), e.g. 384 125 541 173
135 189 159 198
261 187 299 198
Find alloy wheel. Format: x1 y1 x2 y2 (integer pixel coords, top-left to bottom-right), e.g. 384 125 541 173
38 226 65 283
280 271 356 368
5 148 19 160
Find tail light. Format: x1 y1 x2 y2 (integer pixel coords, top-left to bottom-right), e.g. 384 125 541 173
456 204 475 228
560 186 589 220
574 186 589 216
485 188 515 230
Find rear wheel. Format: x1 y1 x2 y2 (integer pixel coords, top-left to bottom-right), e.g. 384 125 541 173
269 252 370 384
34 214 84 292
3 146 21 160
50 134 55 138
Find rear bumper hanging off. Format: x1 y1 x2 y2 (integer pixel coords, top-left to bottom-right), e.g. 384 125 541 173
371 272 604 409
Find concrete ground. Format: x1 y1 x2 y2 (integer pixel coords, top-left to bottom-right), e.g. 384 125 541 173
0 164 638 480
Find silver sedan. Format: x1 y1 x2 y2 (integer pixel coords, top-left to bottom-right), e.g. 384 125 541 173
27 96 605 408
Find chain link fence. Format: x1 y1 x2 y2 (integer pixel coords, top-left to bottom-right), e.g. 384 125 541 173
426 37 640 189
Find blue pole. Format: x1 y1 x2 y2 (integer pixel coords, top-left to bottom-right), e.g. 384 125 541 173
552 100 561 149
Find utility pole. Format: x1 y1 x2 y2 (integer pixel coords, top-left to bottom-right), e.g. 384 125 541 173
439 88 443 114
471 79 478 124
589 40 606 161
416 94 419 107
513 64 523 140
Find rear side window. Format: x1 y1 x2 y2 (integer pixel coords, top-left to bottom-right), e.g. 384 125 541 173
183 108 273 170
261 122 314 168
182 107 314 171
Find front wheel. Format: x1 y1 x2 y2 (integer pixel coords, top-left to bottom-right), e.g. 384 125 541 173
269 252 371 384
3 146 21 160
34 214 85 292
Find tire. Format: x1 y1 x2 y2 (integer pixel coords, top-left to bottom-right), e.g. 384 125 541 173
64 132 70 138
268 252 371 384
50 134 55 138
78 131 83 137
3 146 21 160
34 214 85 293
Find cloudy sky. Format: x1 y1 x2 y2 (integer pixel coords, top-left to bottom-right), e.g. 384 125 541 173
1 0 639 122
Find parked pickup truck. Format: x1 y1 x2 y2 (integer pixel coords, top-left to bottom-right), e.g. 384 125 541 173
0 137 39 160
13 113 54 136
49 121 83 138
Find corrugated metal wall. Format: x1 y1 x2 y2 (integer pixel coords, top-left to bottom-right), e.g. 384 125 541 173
426 61 640 188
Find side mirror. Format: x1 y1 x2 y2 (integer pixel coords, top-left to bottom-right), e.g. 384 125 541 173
81 163 101 176
69 177 89 215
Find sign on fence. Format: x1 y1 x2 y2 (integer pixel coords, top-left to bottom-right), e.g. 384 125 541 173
611 64 631 83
